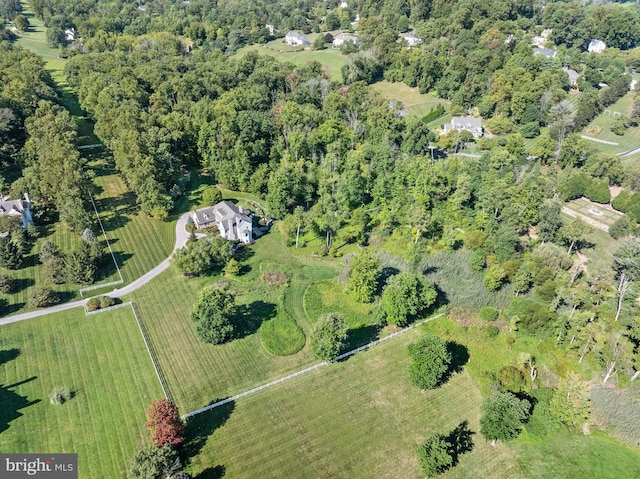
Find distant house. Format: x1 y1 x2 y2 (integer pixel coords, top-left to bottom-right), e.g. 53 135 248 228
402 31 421 48
340 1 348 7
192 201 253 244
531 28 552 47
332 33 360 48
443 117 483 138
0 194 32 229
563 67 580 87
588 39 606 53
265 24 275 36
285 31 309 46
64 28 77 42
533 47 557 59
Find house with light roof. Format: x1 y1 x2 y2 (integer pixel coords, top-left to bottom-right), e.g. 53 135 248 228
285 31 309 46
192 201 253 244
0 194 32 229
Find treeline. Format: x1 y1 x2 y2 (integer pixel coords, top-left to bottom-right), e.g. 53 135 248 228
0 43 92 232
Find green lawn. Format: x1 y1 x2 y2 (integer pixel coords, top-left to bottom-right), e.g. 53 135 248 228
0 307 163 478
371 80 451 117
90 156 175 285
127 229 340 412
234 38 346 82
184 329 524 478
582 93 640 159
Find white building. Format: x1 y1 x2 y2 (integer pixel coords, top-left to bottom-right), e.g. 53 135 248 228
531 28 552 47
64 28 77 42
332 33 360 48
285 31 309 46
588 39 606 53
0 194 32 229
401 31 421 48
265 24 275 35
192 201 253 244
443 117 483 138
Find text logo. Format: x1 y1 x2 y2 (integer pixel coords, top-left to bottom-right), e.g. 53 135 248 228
0 454 77 478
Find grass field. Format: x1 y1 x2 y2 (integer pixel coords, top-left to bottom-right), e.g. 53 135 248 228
184 329 524 478
90 156 175 285
371 80 451 117
235 37 346 82
183 322 640 478
128 229 340 412
582 93 640 159
0 307 163 478
564 197 624 230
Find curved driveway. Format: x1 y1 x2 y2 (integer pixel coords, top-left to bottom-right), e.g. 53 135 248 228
0 212 193 326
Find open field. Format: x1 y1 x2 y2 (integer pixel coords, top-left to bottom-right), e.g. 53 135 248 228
371 80 451 117
235 37 346 82
582 92 640 159
184 321 640 478
0 307 163 477
128 229 340 412
184 329 524 478
90 156 175 285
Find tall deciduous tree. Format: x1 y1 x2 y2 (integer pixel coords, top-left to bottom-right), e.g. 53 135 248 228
480 391 530 446
407 334 452 390
549 372 590 428
415 432 453 477
346 250 380 303
381 272 437 326
612 236 640 321
145 399 185 448
310 313 348 361
190 286 237 344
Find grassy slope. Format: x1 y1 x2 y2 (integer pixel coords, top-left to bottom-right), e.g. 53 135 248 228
0 307 163 478
371 80 451 117
235 38 345 82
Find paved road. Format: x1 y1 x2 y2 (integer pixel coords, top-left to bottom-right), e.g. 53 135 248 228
618 146 640 158
0 212 193 326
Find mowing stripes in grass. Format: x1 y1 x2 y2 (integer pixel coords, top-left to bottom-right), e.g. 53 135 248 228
0 307 163 478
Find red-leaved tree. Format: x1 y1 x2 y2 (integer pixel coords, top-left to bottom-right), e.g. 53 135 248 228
145 399 185 448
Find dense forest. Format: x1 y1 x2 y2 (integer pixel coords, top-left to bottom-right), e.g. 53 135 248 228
2 0 640 474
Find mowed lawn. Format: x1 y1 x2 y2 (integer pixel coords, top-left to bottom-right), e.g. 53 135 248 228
91 157 175 285
184 329 524 478
0 307 163 478
129 230 339 413
371 80 450 117
235 37 346 81
582 92 640 158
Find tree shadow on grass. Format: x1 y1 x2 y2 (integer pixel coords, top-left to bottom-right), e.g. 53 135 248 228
13 277 34 293
182 401 234 471
437 341 469 387
376 266 400 295
1 302 25 316
342 324 381 353
445 420 475 467
195 466 226 479
0 352 39 435
234 301 277 339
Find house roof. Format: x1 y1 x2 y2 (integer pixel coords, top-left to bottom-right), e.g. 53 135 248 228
563 67 579 85
533 47 556 58
450 117 482 131
334 33 358 41
403 31 419 39
588 39 606 51
0 199 27 216
212 201 251 225
286 31 308 42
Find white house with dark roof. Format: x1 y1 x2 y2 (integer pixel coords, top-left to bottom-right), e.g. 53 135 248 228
285 31 309 46
332 33 360 48
192 201 253 244
0 194 32 229
402 31 421 47
588 39 606 53
443 117 483 138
